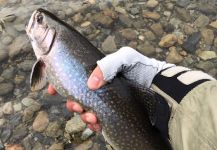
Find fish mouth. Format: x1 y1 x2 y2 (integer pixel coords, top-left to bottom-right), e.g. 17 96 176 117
25 10 38 36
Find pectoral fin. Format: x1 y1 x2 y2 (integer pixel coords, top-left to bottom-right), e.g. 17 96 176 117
30 59 47 91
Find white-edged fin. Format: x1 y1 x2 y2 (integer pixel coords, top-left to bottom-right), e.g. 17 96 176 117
30 59 47 91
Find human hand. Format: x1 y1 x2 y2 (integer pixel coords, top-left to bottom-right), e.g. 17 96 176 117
47 66 106 131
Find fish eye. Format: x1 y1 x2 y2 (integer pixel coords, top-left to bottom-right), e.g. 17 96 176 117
36 14 43 24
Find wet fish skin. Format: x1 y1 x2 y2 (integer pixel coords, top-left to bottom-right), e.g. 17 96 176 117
26 8 169 150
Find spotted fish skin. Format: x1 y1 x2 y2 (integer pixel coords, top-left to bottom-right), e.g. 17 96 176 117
26 8 169 150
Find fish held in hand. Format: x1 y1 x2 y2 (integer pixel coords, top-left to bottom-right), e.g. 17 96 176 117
26 8 169 150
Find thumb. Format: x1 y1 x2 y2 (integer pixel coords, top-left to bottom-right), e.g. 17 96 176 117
87 66 106 90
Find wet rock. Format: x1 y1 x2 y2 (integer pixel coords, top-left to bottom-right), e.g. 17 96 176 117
5 144 23 150
32 142 44 150
150 23 164 37
1 128 12 142
13 103 22 112
33 111 49 132
195 61 215 72
46 121 62 138
166 2 174 10
101 35 117 53
146 0 159 8
144 31 156 41
80 21 91 27
81 128 94 141
2 35 13 45
3 102 14 115
214 38 217 48
3 14 16 22
17 60 35 71
120 28 137 40
169 18 182 29
48 143 64 150
65 115 86 134
22 108 34 122
9 113 22 127
198 51 217 60
14 75 25 85
130 7 140 15
22 135 32 150
22 97 36 107
92 13 114 28
137 42 155 56
159 34 177 48
8 35 31 58
176 0 190 7
209 20 217 29
12 125 28 141
0 49 8 62
166 47 184 64
0 109 3 118
183 24 197 35
201 29 214 45
1 67 14 80
196 3 217 15
143 11 160 20
115 6 127 15
75 140 93 150
175 7 191 22
14 24 25 32
194 15 210 28
119 15 133 27
72 13 83 23
182 32 201 53
0 118 6 127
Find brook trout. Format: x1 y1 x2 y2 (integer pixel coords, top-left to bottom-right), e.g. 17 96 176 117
26 8 169 150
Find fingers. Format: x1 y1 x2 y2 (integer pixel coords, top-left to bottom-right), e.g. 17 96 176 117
87 66 106 90
47 84 57 95
66 100 83 113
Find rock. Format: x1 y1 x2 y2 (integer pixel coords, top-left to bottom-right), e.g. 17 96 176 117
130 7 140 15
115 6 127 15
32 142 44 150
12 125 28 141
72 13 83 23
22 135 32 150
183 24 197 35
3 102 14 115
46 122 62 138
1 67 14 80
101 35 117 53
103 8 118 19
5 144 23 150
119 15 133 27
22 97 36 107
198 51 217 60
0 118 6 127
92 13 114 28
9 34 31 58
138 35 145 41
22 108 34 122
2 35 13 45
194 15 210 28
176 0 190 7
75 140 93 150
146 0 159 8
33 111 49 132
166 2 174 10
3 14 16 22
65 115 86 134
195 61 215 72
14 75 25 85
120 28 137 40
214 38 217 48
196 3 217 15
150 23 164 37
14 24 25 32
182 32 201 53
169 18 182 29
166 47 184 64
175 7 191 22
209 20 217 29
144 31 156 41
143 11 160 20
201 29 214 45
80 21 91 27
1 128 12 142
137 42 155 56
13 103 22 112
0 109 3 118
17 60 35 71
0 49 8 62
81 128 94 141
159 34 177 48
48 143 64 150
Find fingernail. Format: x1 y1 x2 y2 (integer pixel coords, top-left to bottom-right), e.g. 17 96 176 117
90 75 100 87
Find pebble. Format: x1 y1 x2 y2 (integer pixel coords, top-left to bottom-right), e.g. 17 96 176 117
12 125 28 141
45 122 62 138
65 115 86 134
183 24 197 35
80 21 91 27
0 109 3 118
5 144 23 150
1 128 12 142
75 140 93 150
150 23 164 36
3 14 16 22
13 103 22 112
144 31 156 41
72 13 83 23
0 49 8 62
182 32 201 53
209 20 217 29
92 13 114 28
1 67 14 80
22 108 34 122
3 102 14 115
0 118 6 127
196 3 217 15
201 29 214 45
119 15 132 27
214 38 217 48
48 143 64 150
137 42 155 56
14 75 25 85
146 0 159 8
143 11 160 20
120 28 137 40
21 97 36 107
169 18 182 29
17 60 35 71
198 51 217 60
14 24 25 32
159 34 177 48
166 47 184 64
176 0 190 7
32 111 49 132
175 7 191 22
101 35 117 53
194 15 210 28
81 128 94 141
2 35 13 45
195 61 215 72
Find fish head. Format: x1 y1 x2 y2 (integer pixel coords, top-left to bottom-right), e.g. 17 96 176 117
26 8 58 59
